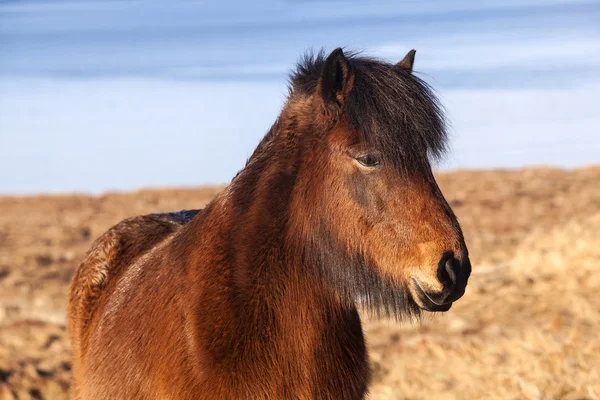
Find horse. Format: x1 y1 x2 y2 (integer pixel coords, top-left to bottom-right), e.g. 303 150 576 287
68 48 471 399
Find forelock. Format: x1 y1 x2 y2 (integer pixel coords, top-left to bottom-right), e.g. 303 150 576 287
290 50 448 173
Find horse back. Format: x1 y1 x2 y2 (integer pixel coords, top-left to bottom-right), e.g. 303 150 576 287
67 209 200 398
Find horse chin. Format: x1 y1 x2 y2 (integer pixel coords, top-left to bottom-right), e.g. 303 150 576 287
409 280 453 312
415 299 452 313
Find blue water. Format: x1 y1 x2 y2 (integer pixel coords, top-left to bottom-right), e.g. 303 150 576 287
1 0 599 193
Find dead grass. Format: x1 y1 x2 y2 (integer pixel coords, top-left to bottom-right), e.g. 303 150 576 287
0 167 598 399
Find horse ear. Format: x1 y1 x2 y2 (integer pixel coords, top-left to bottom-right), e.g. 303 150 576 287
319 48 354 109
397 49 416 73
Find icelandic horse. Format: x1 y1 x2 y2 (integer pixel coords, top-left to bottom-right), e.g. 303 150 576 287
68 48 471 399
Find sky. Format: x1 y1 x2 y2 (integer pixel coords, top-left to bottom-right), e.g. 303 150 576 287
0 0 599 194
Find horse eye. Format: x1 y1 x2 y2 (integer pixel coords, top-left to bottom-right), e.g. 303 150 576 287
355 154 381 168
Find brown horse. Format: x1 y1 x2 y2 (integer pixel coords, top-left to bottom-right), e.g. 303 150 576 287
68 48 471 399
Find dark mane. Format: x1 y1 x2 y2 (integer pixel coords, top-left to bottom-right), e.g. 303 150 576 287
290 50 448 173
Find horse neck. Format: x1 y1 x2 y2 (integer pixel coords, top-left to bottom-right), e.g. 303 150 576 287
209 176 335 327
184 150 367 378
177 124 369 396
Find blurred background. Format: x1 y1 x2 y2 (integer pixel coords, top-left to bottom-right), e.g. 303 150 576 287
1 0 599 194
1 1 600 399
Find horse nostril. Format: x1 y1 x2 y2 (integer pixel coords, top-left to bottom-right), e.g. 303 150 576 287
413 254 468 308
444 257 461 288
436 252 458 290
435 253 470 304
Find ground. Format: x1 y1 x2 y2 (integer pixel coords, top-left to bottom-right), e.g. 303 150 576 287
0 168 599 399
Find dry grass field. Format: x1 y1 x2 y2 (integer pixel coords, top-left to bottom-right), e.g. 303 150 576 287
0 167 599 399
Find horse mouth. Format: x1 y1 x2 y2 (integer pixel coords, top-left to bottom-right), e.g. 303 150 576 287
410 278 453 312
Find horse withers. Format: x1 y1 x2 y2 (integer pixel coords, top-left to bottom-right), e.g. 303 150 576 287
68 48 471 399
